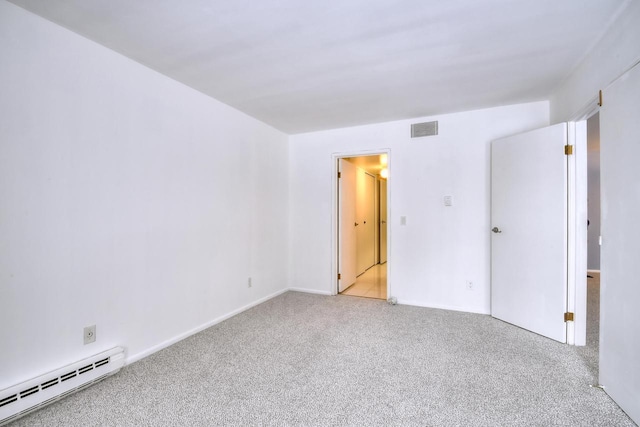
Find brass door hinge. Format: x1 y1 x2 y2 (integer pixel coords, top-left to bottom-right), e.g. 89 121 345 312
338 172 341 178
598 89 603 107
564 312 574 322
564 145 573 155
338 273 341 280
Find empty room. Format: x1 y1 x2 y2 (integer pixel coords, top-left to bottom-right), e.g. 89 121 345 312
1 0 639 425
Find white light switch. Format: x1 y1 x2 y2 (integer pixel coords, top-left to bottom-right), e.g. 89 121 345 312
444 195 453 207
400 216 407 226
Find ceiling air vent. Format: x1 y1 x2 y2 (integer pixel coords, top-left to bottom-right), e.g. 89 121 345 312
411 121 438 138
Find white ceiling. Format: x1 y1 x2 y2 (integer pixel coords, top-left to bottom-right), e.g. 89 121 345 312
9 0 628 134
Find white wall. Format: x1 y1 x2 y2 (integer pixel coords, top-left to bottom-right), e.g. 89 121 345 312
289 102 549 314
550 0 640 123
0 1 289 390
550 0 640 423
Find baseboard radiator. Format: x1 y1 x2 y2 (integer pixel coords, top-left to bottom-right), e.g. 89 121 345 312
0 347 125 426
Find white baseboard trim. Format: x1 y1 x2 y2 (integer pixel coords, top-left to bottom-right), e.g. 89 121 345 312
287 287 333 296
587 269 601 273
397 299 490 315
126 288 289 366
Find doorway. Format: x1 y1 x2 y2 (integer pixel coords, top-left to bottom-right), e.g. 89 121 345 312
336 153 389 300
585 112 601 353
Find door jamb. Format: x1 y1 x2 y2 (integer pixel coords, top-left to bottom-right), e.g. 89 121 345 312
567 99 599 346
332 149 391 297
566 122 588 345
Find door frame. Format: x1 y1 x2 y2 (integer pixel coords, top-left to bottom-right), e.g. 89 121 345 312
332 149 391 297
567 98 600 346
566 121 588 345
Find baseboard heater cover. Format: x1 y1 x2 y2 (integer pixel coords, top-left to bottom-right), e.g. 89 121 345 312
0 347 125 426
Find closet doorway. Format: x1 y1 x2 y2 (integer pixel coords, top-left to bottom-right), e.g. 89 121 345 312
337 153 388 300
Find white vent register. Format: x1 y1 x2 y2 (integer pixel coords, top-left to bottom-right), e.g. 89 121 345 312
0 347 124 425
411 120 438 138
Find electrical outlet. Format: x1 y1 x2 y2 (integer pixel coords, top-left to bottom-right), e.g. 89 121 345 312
84 325 96 345
248 277 252 288
466 281 473 290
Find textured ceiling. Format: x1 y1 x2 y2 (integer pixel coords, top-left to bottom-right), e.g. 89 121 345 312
9 0 628 134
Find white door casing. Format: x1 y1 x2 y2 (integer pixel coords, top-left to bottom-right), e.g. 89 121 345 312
338 159 357 292
491 123 568 343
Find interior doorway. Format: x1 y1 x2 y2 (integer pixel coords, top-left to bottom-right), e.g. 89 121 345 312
585 112 601 351
336 153 389 300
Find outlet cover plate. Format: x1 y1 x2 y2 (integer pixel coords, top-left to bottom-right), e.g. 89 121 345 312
84 325 96 344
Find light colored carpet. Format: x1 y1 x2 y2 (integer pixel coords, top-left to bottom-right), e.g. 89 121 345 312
9 280 636 426
580 272 601 380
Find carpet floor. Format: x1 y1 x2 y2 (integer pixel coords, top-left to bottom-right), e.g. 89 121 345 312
9 275 636 426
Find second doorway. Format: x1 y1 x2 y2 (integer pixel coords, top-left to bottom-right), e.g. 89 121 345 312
338 154 388 300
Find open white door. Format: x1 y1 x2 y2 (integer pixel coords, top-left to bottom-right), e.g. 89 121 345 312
598 63 640 424
338 159 357 292
491 123 568 343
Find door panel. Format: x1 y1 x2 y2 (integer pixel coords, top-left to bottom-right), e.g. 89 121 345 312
491 123 568 343
379 179 387 264
599 64 640 424
338 159 357 292
356 169 376 275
